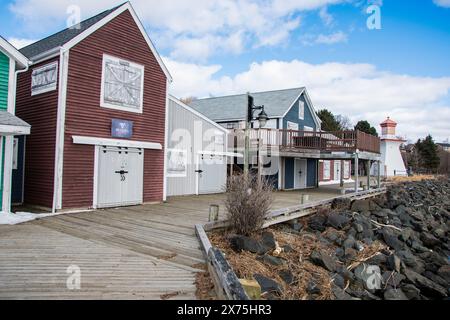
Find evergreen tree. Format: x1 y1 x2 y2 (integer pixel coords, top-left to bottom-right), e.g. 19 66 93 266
354 120 378 136
316 109 342 132
415 135 440 172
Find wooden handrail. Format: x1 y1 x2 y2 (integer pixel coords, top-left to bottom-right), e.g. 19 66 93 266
228 129 380 154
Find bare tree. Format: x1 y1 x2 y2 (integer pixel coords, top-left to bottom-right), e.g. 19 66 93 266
336 114 352 130
224 174 274 235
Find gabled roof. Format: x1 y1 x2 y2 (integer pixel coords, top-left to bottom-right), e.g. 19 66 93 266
19 5 119 59
169 95 227 134
19 2 172 81
0 36 29 68
188 87 321 128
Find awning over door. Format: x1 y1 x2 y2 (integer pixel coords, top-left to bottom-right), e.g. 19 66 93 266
0 111 31 136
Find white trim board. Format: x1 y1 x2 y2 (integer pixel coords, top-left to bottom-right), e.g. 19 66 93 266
0 125 30 136
197 150 243 158
72 136 162 150
0 36 29 67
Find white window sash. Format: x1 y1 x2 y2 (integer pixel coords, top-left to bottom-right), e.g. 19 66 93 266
100 54 145 113
299 101 305 120
31 62 58 96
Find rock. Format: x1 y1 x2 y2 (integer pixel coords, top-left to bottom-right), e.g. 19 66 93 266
372 209 389 218
333 273 346 289
331 198 351 210
381 229 404 251
343 235 356 249
324 229 343 245
437 265 450 282
400 228 414 242
308 214 327 232
354 264 382 291
282 244 294 253
366 253 388 266
229 235 267 254
343 247 358 263
355 241 365 252
279 270 295 285
253 274 282 295
261 232 277 250
420 232 440 248
337 266 355 281
239 279 261 300
433 228 446 239
382 271 406 287
307 281 321 295
351 199 371 212
422 271 448 288
384 288 408 300
401 284 421 300
257 254 285 266
332 284 355 300
387 254 401 273
310 250 337 272
347 281 381 300
403 268 447 298
327 212 350 230
410 240 430 254
354 222 364 233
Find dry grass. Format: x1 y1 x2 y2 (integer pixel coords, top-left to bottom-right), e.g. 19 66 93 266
208 222 389 301
194 264 217 300
387 174 437 183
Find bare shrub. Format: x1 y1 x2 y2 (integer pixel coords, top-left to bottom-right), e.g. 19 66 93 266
224 174 274 236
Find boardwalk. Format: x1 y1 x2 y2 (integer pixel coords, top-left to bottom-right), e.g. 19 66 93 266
0 188 344 300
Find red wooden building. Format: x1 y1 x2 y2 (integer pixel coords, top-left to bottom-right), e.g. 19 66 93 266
15 3 171 212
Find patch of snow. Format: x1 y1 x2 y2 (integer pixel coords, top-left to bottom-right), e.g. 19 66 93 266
0 212 60 225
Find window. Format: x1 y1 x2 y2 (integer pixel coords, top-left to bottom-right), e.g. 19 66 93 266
299 101 305 120
287 121 299 131
31 62 58 95
304 125 314 136
101 54 145 113
323 160 331 180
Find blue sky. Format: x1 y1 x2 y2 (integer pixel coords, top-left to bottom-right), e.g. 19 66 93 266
1 0 450 141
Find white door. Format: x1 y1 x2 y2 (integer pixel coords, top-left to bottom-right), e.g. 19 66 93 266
198 153 226 194
334 160 341 181
97 146 144 208
344 161 350 179
294 159 307 189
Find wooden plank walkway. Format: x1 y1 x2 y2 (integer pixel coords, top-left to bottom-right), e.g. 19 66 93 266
0 188 345 300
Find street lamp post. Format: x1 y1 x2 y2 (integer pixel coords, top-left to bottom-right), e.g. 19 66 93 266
244 93 268 177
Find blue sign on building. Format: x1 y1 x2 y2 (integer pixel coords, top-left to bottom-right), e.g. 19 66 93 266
111 119 133 138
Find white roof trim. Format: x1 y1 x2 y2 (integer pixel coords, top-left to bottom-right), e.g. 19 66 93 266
62 2 172 82
0 124 30 136
0 37 29 68
72 135 162 150
281 88 305 119
169 95 228 134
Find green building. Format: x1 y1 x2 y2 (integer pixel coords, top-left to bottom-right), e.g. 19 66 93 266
0 37 31 213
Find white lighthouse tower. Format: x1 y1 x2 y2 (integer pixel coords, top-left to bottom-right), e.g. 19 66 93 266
377 117 407 177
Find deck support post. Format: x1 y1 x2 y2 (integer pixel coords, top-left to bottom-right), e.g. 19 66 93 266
377 160 381 188
366 160 371 190
354 152 359 193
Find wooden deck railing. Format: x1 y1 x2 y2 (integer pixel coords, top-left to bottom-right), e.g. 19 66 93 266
229 129 380 154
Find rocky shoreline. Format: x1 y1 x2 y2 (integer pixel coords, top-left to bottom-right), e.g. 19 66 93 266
212 179 449 300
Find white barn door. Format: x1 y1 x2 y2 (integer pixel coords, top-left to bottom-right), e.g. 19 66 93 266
197 153 226 194
97 146 144 208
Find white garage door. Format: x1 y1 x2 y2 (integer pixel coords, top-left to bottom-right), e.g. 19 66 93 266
198 153 226 194
97 146 144 208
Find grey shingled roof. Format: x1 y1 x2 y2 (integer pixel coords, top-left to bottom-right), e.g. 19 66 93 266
188 87 305 122
0 111 30 127
19 3 124 59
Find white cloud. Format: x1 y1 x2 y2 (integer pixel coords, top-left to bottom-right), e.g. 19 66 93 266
302 31 348 45
7 37 36 49
314 31 348 44
9 0 344 61
319 6 334 26
433 0 450 8
165 58 450 142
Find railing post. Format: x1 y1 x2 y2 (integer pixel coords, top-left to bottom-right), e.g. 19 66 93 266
354 152 359 193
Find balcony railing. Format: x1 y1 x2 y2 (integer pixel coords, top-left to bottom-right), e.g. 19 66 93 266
229 129 380 154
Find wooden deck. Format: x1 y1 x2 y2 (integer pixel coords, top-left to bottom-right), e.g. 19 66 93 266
0 188 345 300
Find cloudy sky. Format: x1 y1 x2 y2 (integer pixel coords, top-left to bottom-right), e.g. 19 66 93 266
1 0 450 142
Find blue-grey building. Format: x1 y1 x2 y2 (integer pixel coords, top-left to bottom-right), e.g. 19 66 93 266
189 87 323 190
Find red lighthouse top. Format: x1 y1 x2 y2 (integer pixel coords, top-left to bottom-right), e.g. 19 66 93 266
380 117 397 127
